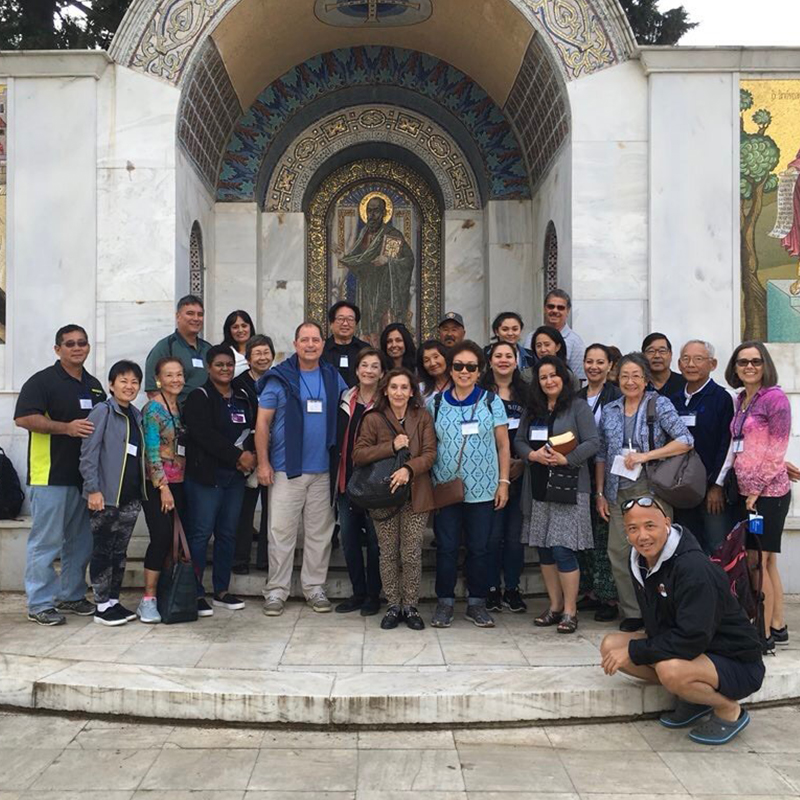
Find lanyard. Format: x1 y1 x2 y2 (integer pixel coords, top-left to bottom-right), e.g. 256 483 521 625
456 388 481 424
300 370 322 400
733 389 761 439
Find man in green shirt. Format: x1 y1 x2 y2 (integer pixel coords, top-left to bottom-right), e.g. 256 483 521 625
145 295 211 406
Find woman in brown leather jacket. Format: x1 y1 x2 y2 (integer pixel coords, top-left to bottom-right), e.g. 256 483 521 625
353 368 437 631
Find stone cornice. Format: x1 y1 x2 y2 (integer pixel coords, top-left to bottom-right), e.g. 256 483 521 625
638 46 800 75
0 50 112 79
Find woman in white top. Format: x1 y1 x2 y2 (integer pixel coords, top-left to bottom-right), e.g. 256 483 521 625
222 310 256 377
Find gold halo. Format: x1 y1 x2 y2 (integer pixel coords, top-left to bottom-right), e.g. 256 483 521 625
359 191 393 224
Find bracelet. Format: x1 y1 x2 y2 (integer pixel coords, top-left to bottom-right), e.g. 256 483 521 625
499 479 511 485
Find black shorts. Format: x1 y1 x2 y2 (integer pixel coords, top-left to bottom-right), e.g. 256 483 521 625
707 653 765 701
741 492 791 553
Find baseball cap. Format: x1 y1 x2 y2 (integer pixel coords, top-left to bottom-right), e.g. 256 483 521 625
438 311 464 328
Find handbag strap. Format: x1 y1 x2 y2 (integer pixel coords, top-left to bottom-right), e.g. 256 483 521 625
172 510 191 564
646 395 657 452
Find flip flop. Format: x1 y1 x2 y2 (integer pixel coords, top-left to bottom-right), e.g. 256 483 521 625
659 700 713 729
688 708 750 745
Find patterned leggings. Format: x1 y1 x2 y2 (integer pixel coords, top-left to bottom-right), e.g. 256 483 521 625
578 509 618 603
372 502 428 607
89 500 141 604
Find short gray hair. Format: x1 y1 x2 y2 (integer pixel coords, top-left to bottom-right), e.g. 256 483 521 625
681 339 715 359
545 288 571 309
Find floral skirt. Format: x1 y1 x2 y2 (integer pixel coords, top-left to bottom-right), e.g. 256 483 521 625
522 492 594 552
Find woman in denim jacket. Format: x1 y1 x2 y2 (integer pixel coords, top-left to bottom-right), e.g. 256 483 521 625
595 352 693 632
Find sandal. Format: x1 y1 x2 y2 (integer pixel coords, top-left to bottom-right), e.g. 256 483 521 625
534 608 563 627
557 613 578 634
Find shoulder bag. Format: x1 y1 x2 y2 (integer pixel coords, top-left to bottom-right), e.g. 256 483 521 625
156 511 199 624
430 391 474 509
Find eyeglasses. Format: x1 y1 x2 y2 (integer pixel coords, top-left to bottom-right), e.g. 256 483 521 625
621 495 667 516
545 303 567 311
679 355 709 365
644 347 670 356
334 316 356 324
452 362 479 373
736 357 763 368
61 339 88 348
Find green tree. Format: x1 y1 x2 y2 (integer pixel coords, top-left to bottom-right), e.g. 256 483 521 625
619 0 696 45
740 88 781 340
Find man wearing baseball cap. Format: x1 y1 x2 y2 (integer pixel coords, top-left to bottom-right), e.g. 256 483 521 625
437 312 466 349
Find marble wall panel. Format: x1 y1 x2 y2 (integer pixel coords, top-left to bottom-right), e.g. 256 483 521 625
443 211 485 345
572 299 647 355
485 200 533 246
485 243 535 330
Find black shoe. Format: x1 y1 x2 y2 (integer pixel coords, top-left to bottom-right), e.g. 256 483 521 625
93 605 128 627
380 605 403 630
28 608 66 626
360 597 381 616
486 588 503 612
503 588 527 613
116 603 138 622
213 593 245 610
197 598 214 617
619 617 644 632
404 606 425 630
335 595 365 613
763 635 776 656
772 625 789 646
56 598 96 616
594 603 620 622
576 595 602 612
231 564 250 575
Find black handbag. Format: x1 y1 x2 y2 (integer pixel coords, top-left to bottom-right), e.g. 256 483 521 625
545 465 579 505
347 413 410 510
156 512 199 625
723 467 741 506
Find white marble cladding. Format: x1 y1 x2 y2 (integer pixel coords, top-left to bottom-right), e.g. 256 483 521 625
444 211 485 345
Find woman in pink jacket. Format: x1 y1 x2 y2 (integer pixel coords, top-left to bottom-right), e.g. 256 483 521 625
724 341 791 652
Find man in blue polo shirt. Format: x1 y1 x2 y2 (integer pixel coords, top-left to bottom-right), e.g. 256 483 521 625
255 321 347 616
671 340 734 554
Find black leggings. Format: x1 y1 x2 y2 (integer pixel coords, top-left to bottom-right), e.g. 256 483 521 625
142 482 187 571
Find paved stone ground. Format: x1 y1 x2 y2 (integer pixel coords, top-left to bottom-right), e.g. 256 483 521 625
0 704 800 798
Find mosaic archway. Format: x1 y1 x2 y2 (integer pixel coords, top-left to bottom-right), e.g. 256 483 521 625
306 159 442 342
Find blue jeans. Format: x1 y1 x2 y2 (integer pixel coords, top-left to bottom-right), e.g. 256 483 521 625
435 500 494 604
488 481 524 591
675 500 734 556
338 495 381 599
185 472 245 598
25 485 92 614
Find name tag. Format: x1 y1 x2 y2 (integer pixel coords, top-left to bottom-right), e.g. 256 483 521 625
461 421 479 436
681 414 697 427
733 438 744 454
529 426 548 442
307 399 323 414
508 418 520 430
126 443 138 457
191 358 204 369
231 411 247 424
339 356 349 368
79 398 93 410
176 444 186 457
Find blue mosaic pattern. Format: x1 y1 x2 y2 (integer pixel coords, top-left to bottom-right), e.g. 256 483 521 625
217 46 530 202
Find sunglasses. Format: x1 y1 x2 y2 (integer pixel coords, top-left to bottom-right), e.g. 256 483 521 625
736 357 763 368
546 304 567 311
61 339 88 348
621 495 667 516
452 362 479 373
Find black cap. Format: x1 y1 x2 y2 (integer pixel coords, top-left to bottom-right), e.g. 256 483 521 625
438 311 464 328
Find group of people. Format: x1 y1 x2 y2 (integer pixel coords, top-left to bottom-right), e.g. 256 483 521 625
14 288 795 744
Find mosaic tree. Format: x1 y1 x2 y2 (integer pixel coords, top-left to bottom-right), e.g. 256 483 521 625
740 88 780 341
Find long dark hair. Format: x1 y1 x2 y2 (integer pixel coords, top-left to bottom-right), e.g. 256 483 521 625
725 340 779 389
417 339 449 397
490 311 524 342
380 323 417 373
373 368 424 413
481 341 527 404
527 355 575 418
222 310 256 350
532 325 567 363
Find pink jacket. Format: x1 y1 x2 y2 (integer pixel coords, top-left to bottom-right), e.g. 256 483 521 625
731 386 791 497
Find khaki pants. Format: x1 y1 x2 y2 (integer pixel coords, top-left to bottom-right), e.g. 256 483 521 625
265 472 334 601
607 478 673 619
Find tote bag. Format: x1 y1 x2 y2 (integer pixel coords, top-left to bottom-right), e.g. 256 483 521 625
156 512 199 624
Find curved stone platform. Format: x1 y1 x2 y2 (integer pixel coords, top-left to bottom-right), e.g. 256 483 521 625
1 593 798 727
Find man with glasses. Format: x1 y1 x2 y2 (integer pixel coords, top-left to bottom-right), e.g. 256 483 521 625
671 340 734 554
600 495 763 745
322 301 369 387
524 289 585 378
14 325 106 625
642 332 686 399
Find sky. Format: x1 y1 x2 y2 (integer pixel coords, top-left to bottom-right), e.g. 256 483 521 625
661 0 800 46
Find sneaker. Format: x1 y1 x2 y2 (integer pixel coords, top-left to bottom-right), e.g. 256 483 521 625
263 594 285 616
404 606 425 631
619 617 644 632
503 588 527 613
307 590 332 613
212 593 245 610
380 605 403 630
465 603 496 628
117 603 138 622
772 625 789 646
197 598 214 617
763 635 776 656
360 597 381 617
335 595 365 613
56 598 96 616
93 605 128 627
486 587 503 612
27 608 66 626
431 601 454 628
136 598 161 624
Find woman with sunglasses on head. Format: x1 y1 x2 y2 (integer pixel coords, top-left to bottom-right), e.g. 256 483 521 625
417 340 451 399
595 352 693 633
380 323 417 373
487 312 535 371
221 310 256 377
481 341 528 613
576 344 622 622
428 340 510 629
723 342 791 651
515 356 598 634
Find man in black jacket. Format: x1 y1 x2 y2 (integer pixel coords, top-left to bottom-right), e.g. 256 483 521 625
600 496 764 745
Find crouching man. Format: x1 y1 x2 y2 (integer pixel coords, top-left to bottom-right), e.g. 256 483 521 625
600 495 765 745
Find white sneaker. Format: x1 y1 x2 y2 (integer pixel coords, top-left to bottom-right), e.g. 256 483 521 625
263 594 285 616
136 597 161 624
307 590 332 613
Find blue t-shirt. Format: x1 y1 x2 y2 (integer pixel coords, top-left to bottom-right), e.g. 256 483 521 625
428 387 508 503
259 368 346 474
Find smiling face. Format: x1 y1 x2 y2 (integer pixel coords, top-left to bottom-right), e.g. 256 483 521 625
496 318 522 346
439 320 465 348
618 360 647 401
385 374 413 411
294 324 324 366
544 295 568 330
450 350 480 391
491 343 516 378
679 342 715 386
356 354 384 390
534 333 559 359
584 347 611 387
422 346 446 379
110 371 141 407
385 330 406 361
176 303 204 340
229 316 252 346
644 337 671 375
330 306 357 343
538 363 563 401
248 344 274 376
624 503 671 566
55 330 90 369
157 360 185 397
208 353 235 387
735 346 765 390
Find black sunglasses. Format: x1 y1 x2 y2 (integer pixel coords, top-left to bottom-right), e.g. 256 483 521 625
452 362 479 373
735 357 763 368
621 495 667 516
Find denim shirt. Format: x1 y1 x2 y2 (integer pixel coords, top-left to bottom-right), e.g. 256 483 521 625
597 391 693 503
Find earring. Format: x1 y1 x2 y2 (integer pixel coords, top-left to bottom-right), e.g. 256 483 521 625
156 380 162 388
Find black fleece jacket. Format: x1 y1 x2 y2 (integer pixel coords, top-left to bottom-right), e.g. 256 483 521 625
628 526 763 666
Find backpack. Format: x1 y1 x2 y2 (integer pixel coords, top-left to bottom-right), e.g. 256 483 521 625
710 519 764 640
0 447 24 519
